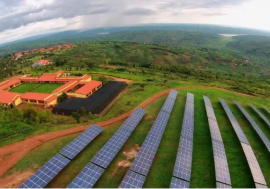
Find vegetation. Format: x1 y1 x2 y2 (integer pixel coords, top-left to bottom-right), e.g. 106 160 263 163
57 92 68 103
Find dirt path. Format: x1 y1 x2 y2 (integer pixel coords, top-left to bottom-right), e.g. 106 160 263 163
0 86 255 179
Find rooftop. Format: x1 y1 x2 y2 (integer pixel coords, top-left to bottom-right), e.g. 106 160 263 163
75 80 102 95
0 91 19 104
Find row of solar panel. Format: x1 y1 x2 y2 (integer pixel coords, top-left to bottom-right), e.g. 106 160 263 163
170 93 194 188
120 90 178 188
249 103 270 127
235 101 270 153
68 108 146 188
19 125 104 188
203 96 231 187
220 99 267 188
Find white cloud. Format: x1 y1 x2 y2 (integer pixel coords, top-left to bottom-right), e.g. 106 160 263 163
0 0 270 44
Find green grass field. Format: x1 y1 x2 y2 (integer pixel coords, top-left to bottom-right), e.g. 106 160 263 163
9 83 63 94
9 83 39 93
5 88 270 188
31 83 63 93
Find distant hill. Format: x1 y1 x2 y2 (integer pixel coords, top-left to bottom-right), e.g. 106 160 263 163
1 24 270 58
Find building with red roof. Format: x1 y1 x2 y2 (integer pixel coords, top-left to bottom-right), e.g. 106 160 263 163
0 70 102 108
0 91 21 107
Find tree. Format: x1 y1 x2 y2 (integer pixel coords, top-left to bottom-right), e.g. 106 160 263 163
72 112 81 123
57 92 68 103
99 76 107 84
80 107 87 116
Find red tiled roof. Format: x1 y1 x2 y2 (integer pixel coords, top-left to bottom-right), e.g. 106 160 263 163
20 77 38 82
0 91 19 104
52 81 78 93
36 59 49 65
21 93 52 101
38 73 58 81
45 95 57 103
75 80 102 95
0 79 21 90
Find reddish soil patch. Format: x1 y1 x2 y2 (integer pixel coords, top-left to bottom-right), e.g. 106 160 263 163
230 62 237 71
183 55 191 62
0 85 256 180
216 57 221 61
129 46 136 49
0 169 34 188
17 103 52 111
154 59 161 65
262 68 268 73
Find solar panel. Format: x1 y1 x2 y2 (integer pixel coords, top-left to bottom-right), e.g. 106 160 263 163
130 148 156 176
186 93 194 104
67 163 104 188
184 103 194 119
249 103 270 127
60 125 103 159
204 96 231 185
203 95 212 107
90 108 146 168
241 143 267 186
119 170 146 188
19 154 70 188
216 182 232 188
255 183 268 188
173 137 193 181
212 140 231 185
235 101 270 152
262 106 270 115
168 89 178 100
170 177 190 188
162 98 176 113
123 90 177 180
219 99 250 145
208 119 223 142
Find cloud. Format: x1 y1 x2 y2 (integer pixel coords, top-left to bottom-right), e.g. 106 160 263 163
202 13 227 16
124 8 156 15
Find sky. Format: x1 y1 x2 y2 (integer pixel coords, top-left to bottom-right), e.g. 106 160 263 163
0 0 270 44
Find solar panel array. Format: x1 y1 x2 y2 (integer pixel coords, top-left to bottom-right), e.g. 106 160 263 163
20 124 103 188
119 170 146 188
120 90 178 188
60 125 103 159
235 101 270 153
220 99 267 188
67 163 104 188
68 108 146 188
91 108 146 168
216 182 232 188
203 96 231 187
170 93 194 188
249 103 270 127
19 154 70 188
170 177 190 188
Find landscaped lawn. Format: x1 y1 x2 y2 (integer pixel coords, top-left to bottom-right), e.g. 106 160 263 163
9 83 39 93
31 83 63 93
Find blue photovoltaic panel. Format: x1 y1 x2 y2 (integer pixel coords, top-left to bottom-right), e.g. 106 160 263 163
60 125 103 159
235 101 270 153
124 90 177 181
172 93 194 184
129 148 156 176
216 182 232 188
219 99 250 145
119 170 146 188
204 96 231 185
168 89 178 100
19 154 70 188
173 137 193 181
249 103 270 127
67 163 104 188
241 143 267 186
212 140 231 185
170 177 190 188
91 108 146 168
162 98 176 113
186 93 194 104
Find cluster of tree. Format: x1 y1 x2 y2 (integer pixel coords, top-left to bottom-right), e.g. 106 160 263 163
57 93 68 103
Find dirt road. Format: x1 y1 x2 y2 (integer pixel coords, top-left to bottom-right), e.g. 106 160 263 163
0 86 254 179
